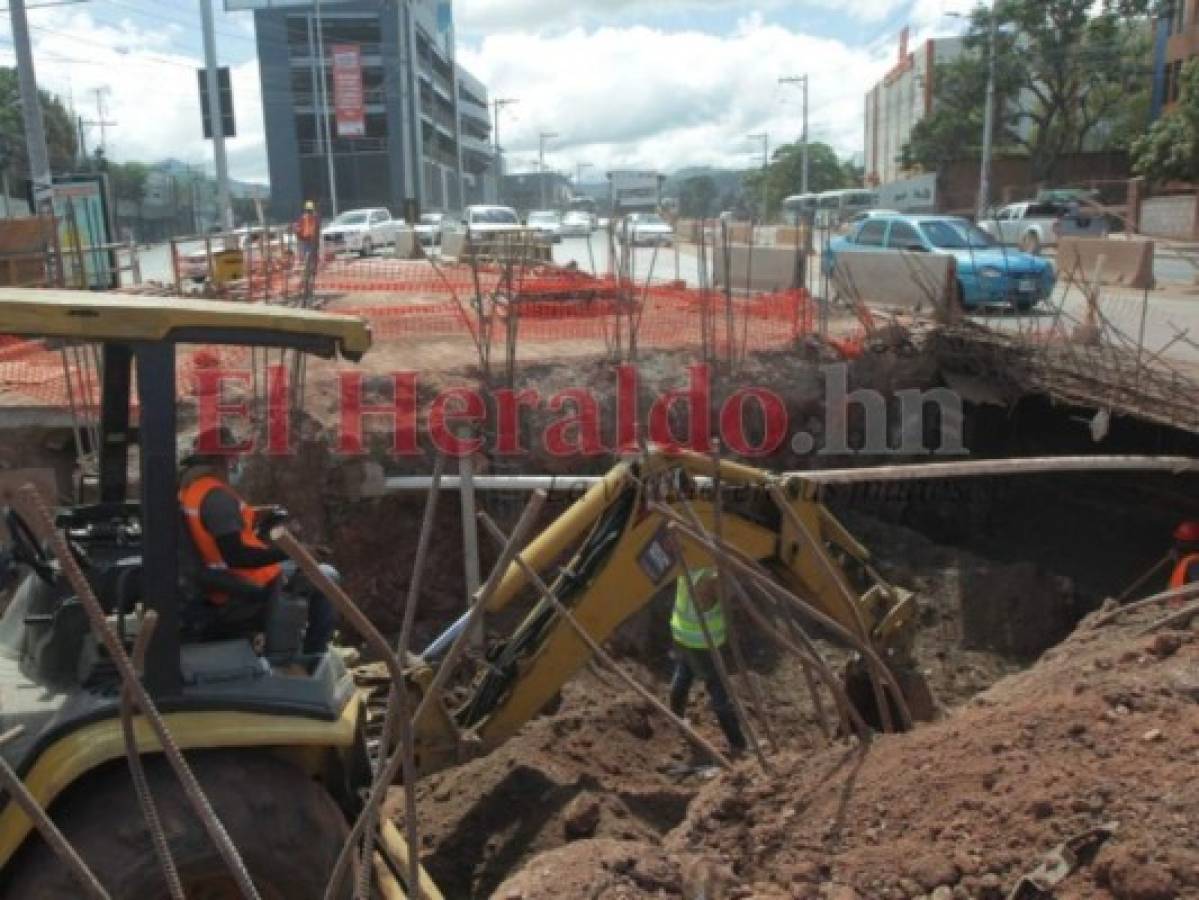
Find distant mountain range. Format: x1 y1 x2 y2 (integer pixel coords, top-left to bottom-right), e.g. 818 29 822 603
662 167 749 197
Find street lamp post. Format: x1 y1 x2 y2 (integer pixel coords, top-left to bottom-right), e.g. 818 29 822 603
748 132 769 223
538 131 558 209
779 74 809 194
492 97 518 199
978 5 999 220
948 6 999 220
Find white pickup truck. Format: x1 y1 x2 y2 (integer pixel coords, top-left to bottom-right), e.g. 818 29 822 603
321 207 405 257
978 201 1108 255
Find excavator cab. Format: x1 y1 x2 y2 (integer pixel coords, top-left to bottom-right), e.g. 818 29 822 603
0 290 383 896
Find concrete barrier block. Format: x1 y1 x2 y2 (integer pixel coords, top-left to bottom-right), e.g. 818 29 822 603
441 230 466 260
712 245 805 292
1056 237 1154 289
393 228 417 259
830 251 957 322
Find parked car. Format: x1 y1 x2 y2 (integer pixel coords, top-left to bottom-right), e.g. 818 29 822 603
526 210 563 242
454 205 521 235
560 211 595 237
623 212 674 246
978 201 1108 255
321 207 404 257
415 212 445 247
844 209 902 230
824 214 1056 311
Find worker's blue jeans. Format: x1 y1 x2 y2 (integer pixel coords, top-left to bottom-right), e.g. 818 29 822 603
669 643 746 751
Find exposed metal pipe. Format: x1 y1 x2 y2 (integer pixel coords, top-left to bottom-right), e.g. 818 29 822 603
382 456 1199 494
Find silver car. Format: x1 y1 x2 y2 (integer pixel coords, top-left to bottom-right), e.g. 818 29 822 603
526 210 563 242
624 212 673 246
560 211 594 237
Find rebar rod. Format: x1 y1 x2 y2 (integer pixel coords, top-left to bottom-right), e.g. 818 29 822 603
14 484 261 900
477 512 733 769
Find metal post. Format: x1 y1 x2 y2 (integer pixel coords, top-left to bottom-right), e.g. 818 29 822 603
977 4 998 221
9 0 52 194
314 0 338 216
749 132 768 223
200 0 233 231
458 450 482 648
780 75 809 194
538 131 558 210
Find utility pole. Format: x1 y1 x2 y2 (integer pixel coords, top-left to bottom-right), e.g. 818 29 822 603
314 0 338 216
749 132 768 222
538 131 558 209
779 74 810 194
977 4 998 221
9 0 52 195
492 96 518 201
91 87 115 152
199 0 233 230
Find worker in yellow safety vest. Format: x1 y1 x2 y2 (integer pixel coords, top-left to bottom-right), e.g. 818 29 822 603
1170 521 1199 592
669 567 746 753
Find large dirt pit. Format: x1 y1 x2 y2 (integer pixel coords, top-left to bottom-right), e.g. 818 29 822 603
231 341 1197 900
372 504 1199 900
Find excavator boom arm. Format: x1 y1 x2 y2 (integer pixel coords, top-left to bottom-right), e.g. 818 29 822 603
408 451 918 776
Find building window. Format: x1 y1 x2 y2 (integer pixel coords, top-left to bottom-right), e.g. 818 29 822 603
1167 59 1185 104
1169 1 1188 36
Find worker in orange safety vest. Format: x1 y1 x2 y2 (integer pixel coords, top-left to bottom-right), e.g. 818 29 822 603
179 428 336 653
294 200 321 271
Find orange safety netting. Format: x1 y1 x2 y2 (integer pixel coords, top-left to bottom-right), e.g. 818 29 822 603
0 279 831 409
340 283 817 350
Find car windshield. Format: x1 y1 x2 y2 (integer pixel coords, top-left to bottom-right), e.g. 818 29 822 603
334 212 368 225
529 212 559 223
920 220 997 249
472 209 518 224
637 215 666 225
420 214 442 225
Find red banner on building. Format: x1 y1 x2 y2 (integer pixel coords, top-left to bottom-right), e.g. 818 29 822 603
331 43 365 138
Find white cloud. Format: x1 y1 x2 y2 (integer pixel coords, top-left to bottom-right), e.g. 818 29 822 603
0 7 267 182
458 0 908 34
459 17 896 175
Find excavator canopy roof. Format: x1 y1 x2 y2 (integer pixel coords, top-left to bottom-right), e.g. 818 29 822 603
0 289 372 360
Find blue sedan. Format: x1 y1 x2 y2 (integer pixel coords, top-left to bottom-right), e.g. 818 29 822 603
823 214 1056 311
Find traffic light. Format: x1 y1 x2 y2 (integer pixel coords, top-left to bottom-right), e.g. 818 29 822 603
197 67 236 139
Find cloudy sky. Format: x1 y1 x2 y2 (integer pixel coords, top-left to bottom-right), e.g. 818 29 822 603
0 0 976 185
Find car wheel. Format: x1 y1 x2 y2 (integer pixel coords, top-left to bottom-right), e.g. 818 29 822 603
1020 232 1041 255
359 237 373 258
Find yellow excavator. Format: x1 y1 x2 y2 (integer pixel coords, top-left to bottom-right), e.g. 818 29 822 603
0 290 1184 898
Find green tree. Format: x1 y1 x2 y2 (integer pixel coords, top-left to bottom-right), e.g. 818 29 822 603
901 51 1009 173
0 67 78 182
1132 58 1199 183
678 174 718 217
108 161 150 207
743 141 848 219
987 0 1153 179
902 0 1154 180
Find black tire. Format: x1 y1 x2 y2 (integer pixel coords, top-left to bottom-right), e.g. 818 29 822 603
1020 231 1041 255
3 751 351 900
359 237 373 258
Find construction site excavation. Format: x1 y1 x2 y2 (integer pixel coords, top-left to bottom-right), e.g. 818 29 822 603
1 207 1199 900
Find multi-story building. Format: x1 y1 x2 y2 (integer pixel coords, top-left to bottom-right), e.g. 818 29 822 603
499 172 574 214
864 29 966 187
1156 1 1199 115
232 0 493 221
